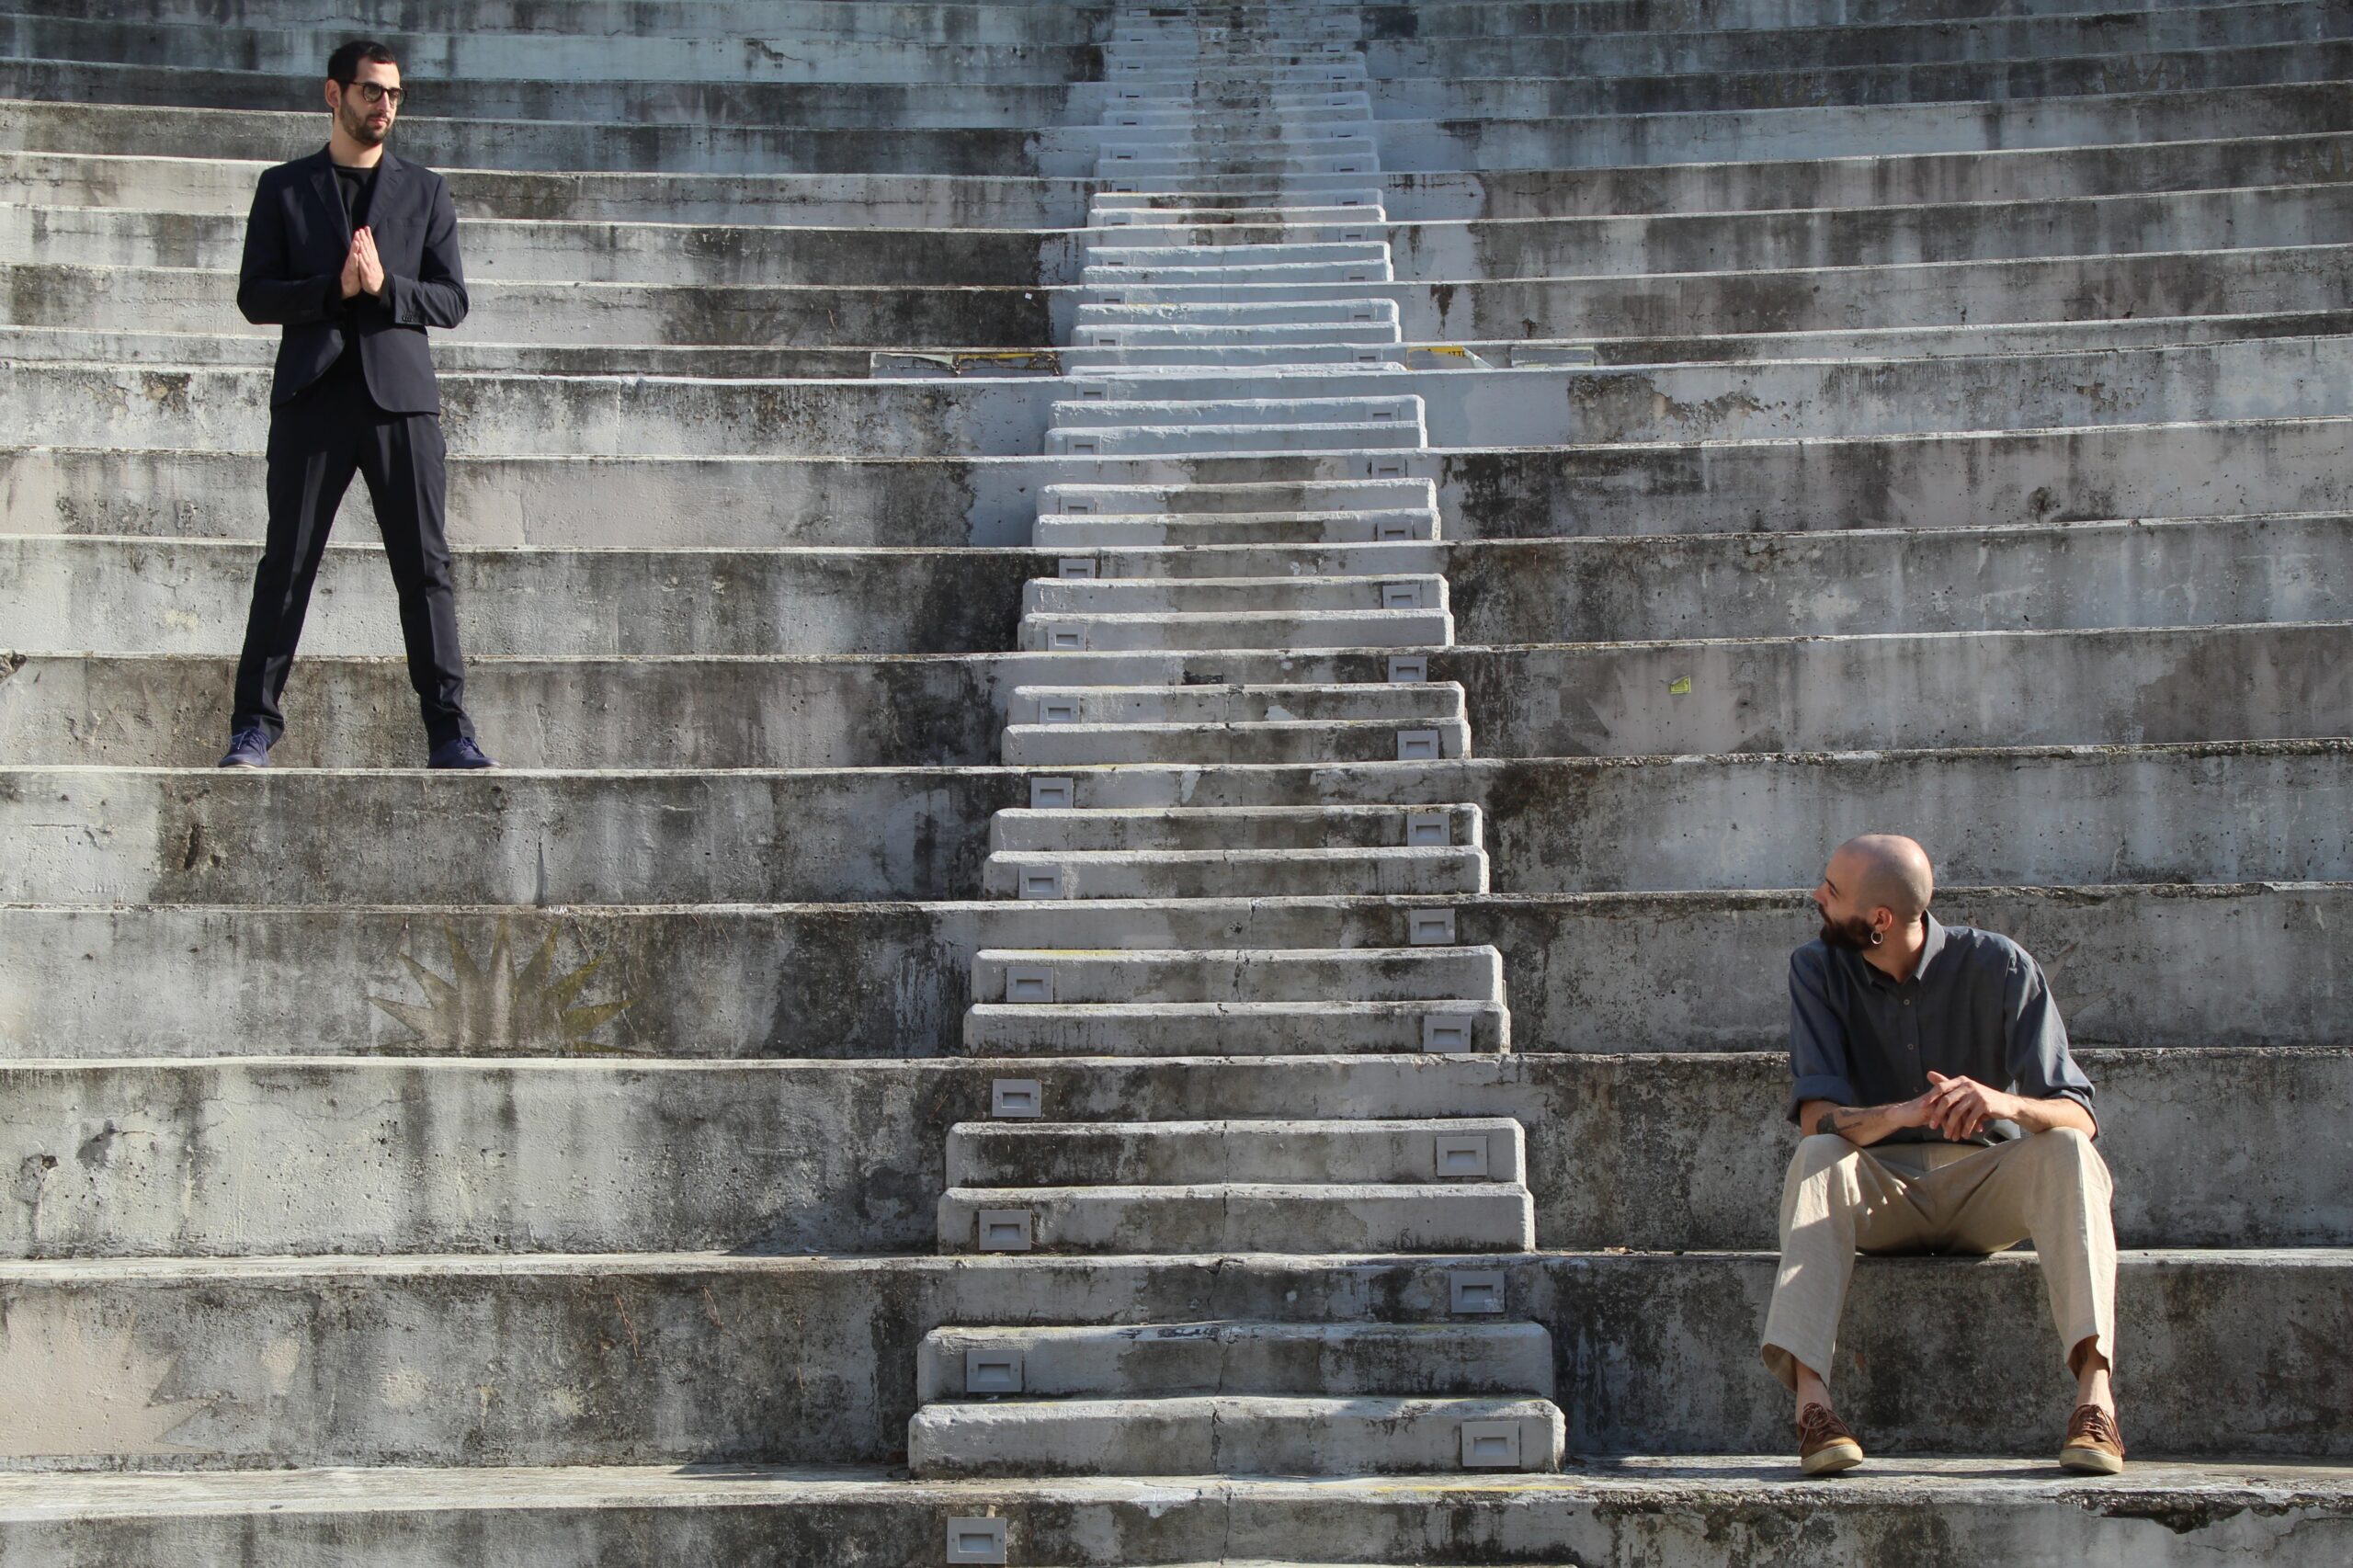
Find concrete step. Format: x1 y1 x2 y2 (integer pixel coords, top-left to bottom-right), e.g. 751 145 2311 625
1004 682 1464 728
985 807 1483 855
1000 716 1474 767
935 1184 1539 1256
0 15 1108 85
1040 422 1427 459
1015 608 1452 650
6 744 2343 906
977 846 1493 902
1032 510 1438 546
1082 258 1394 285
905 1393 1565 1478
1083 244 1390 269
1019 574 1448 616
0 1249 2336 1468
958 998 1512 1055
1059 343 1406 369
6 1049 2336 1257
21 338 2353 456
1049 395 1424 432
943 1119 1529 1189
1042 476 1433 518
2 884 2339 1062
6 744 2343 907
16 619 2341 769
967 946 1504 1007
0 1460 2341 1563
916 1318 1552 1403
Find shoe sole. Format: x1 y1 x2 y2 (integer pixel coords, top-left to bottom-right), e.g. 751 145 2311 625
1802 1440 1864 1475
2060 1445 2125 1475
217 759 267 769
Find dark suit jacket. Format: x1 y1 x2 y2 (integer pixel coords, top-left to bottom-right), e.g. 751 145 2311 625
236 147 468 413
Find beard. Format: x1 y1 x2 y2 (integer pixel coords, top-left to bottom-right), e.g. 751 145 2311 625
1818 913 1877 950
338 98 390 147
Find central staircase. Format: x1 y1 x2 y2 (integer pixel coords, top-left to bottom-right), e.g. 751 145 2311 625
914 0 1563 1482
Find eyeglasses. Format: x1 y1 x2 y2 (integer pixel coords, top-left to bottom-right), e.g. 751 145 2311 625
338 80 405 107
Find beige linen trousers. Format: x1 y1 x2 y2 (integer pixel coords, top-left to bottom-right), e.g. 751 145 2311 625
1759 1128 2118 1391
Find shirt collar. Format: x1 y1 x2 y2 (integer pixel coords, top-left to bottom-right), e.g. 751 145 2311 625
1914 914 1948 980
1859 913 1946 990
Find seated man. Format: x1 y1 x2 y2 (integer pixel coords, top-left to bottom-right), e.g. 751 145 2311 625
1761 833 2124 1476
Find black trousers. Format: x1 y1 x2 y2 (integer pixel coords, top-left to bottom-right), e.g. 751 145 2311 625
231 371 473 746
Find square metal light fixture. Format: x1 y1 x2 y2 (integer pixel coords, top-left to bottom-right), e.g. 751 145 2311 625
1435 1133 1491 1177
1017 867 1067 901
1056 557 1098 580
1380 581 1423 609
1449 1268 1506 1314
1003 964 1054 1004
991 1079 1042 1119
1029 777 1075 810
1422 1013 1474 1053
1404 810 1450 846
976 1210 1034 1253
1408 908 1456 945
1396 729 1442 762
965 1348 1024 1395
1387 655 1427 682
1460 1419 1523 1470
945 1517 1007 1564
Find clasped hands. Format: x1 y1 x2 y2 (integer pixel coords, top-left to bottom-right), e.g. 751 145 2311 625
339 227 389 300
1893 1072 2018 1141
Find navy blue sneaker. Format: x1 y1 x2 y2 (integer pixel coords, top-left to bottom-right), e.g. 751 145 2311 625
427 735 496 770
218 729 272 768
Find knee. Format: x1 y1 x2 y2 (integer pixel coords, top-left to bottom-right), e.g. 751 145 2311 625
2026 1126 2110 1188
1791 1133 1861 1174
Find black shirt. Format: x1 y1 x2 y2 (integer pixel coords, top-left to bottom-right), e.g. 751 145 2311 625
320 163 381 390
1785 915 2097 1146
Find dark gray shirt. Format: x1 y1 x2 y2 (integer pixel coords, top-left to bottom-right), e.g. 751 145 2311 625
1787 915 2097 1145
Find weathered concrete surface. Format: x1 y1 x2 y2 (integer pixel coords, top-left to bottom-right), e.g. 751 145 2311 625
16 131 2353 235
0 19 1108 90
17 240 2349 344
13 418 2353 545
6 618 2347 769
1 883 2340 1061
0 1250 2341 1468
0 150 1106 228
2 743 2343 904
8 513 2346 653
3 1460 2347 1568
0 0 1115 44
0 62 1101 131
0 1048 2339 1258
10 340 2351 459
23 181 2353 285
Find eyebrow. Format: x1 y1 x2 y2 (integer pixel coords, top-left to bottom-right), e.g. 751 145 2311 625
1822 878 1841 894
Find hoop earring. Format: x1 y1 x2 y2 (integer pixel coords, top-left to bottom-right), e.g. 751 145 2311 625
1868 930 1884 947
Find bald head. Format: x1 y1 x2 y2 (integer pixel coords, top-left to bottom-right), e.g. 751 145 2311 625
1828 834 1935 922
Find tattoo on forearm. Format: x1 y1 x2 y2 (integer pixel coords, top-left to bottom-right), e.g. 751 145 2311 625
1814 1110 1845 1137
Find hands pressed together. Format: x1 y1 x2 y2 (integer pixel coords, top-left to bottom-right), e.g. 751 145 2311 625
339 227 388 300
1904 1072 2018 1141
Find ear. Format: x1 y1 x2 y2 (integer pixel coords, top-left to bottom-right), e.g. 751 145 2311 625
324 79 340 113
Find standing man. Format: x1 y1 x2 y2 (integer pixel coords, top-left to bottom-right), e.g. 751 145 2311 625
220 40 493 768
1762 834 2124 1476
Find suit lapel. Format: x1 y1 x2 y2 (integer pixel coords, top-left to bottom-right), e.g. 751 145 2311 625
303 147 348 245
372 151 405 231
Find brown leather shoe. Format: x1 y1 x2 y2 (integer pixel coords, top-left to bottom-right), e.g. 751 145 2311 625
2061 1403 2127 1474
1798 1403 1864 1474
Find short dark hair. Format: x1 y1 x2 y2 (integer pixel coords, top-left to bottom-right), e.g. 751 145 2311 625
327 40 397 83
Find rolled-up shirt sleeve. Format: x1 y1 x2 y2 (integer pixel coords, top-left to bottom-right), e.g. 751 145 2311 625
1787 946 1858 1122
2001 946 2098 1133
